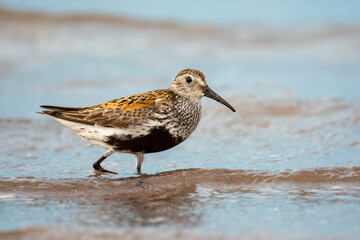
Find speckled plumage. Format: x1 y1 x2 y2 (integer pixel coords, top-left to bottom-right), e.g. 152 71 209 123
39 69 235 174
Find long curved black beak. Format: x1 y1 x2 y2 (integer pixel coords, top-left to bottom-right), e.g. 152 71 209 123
203 85 236 112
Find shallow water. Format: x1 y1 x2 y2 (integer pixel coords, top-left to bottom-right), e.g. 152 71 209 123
0 6 360 240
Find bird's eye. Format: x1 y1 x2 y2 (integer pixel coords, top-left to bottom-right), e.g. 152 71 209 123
186 77 192 83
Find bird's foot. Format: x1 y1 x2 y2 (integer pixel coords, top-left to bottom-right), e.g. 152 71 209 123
93 165 117 174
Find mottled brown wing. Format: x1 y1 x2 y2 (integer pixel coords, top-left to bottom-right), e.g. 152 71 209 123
41 89 174 128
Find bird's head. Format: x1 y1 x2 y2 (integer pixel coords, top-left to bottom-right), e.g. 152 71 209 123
169 69 236 112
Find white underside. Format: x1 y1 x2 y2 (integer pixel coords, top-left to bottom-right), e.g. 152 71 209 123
53 118 161 151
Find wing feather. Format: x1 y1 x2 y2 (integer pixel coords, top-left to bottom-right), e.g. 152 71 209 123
40 89 174 128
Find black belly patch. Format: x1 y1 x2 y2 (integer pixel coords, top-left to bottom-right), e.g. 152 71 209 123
105 127 183 153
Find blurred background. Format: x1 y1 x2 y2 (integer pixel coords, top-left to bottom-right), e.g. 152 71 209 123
1 0 360 117
0 1 360 240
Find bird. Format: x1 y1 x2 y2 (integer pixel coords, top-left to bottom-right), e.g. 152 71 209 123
39 69 236 174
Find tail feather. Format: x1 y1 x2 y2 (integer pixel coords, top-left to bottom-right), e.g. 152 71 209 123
40 105 86 112
38 110 63 118
38 106 94 125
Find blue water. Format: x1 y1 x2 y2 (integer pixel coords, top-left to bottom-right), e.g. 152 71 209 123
0 0 360 26
0 2 360 240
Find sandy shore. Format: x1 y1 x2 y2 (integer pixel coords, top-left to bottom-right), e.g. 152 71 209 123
1 7 360 240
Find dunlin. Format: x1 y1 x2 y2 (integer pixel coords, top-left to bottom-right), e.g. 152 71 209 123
39 69 235 174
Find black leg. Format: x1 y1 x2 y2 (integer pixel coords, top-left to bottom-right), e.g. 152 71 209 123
135 152 144 174
93 149 117 174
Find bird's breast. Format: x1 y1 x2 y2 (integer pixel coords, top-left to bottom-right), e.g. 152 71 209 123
165 97 202 140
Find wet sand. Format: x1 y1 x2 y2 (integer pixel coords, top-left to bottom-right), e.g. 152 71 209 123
1 8 360 240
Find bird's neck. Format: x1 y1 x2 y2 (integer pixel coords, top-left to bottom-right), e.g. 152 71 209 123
167 96 202 140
